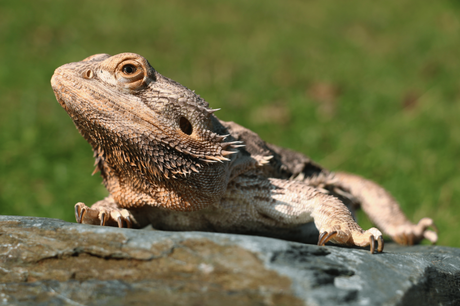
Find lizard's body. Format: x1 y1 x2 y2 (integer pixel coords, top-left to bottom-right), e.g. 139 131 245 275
51 53 437 253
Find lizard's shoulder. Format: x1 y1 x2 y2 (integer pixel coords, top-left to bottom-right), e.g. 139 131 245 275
218 120 325 179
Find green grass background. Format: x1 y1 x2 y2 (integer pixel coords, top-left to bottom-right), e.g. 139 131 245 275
0 0 459 247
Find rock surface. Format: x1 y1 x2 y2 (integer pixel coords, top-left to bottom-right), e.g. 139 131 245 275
0 216 459 306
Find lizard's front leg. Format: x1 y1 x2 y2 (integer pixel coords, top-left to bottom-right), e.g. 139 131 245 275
334 172 438 245
231 175 384 253
75 196 149 228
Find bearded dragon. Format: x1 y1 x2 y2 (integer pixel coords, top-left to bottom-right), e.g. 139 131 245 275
51 53 437 253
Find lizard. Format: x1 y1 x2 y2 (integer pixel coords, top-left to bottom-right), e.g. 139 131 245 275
51 52 438 253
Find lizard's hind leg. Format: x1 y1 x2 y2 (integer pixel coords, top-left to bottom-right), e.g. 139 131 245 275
334 172 438 245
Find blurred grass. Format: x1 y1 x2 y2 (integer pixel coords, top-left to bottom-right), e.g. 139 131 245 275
0 0 459 247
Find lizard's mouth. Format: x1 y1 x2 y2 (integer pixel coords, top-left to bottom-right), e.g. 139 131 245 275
51 66 83 114
51 72 66 109
52 91 69 114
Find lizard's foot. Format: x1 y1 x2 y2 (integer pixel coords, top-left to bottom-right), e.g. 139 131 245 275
390 217 438 245
318 226 384 254
75 202 133 228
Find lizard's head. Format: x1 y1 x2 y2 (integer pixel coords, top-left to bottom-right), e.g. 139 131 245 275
51 53 238 182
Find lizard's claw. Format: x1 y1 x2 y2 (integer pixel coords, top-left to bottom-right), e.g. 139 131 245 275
75 202 133 228
318 231 338 246
391 217 438 245
317 227 384 254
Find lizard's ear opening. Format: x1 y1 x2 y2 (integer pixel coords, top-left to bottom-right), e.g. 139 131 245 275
179 116 193 135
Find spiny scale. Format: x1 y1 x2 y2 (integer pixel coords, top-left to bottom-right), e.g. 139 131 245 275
51 52 437 254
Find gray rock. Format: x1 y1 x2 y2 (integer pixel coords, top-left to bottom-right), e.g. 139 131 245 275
0 216 459 306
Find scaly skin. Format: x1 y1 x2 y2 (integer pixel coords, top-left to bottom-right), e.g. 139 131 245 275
51 53 437 253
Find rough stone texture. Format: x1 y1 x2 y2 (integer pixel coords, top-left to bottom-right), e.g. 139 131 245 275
0 216 459 306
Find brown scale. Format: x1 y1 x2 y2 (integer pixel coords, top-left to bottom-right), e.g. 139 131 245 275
52 52 437 253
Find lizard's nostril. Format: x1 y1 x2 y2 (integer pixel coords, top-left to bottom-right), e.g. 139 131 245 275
179 116 193 135
83 69 93 79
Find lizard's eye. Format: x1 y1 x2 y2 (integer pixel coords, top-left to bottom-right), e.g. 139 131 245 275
116 60 146 89
119 63 143 80
122 64 137 75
